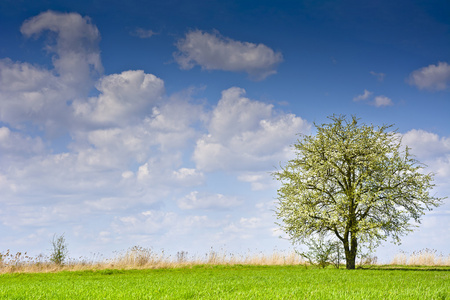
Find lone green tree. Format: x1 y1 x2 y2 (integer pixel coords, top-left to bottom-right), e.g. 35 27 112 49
274 115 444 269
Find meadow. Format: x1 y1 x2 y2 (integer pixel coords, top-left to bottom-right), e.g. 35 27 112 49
1 265 449 299
1 248 449 299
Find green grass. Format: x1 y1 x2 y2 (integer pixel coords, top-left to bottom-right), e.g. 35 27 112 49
0 265 449 299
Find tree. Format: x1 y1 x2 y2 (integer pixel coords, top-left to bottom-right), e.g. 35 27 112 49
50 233 68 265
273 115 444 269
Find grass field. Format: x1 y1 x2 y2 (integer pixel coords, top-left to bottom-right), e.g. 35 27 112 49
0 265 449 299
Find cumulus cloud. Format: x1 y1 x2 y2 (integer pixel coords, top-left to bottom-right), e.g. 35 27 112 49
174 30 283 80
0 59 72 131
193 87 309 172
353 90 393 107
79 127 153 168
20 10 103 91
408 62 450 91
144 93 207 149
0 59 56 93
402 129 450 158
402 129 450 178
72 70 165 127
373 95 393 107
0 101 205 213
353 89 373 102
0 85 206 213
0 10 209 213
0 143 184 213
0 127 45 156
0 11 103 133
69 104 203 179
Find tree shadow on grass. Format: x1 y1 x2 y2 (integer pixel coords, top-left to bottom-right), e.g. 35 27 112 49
357 266 450 272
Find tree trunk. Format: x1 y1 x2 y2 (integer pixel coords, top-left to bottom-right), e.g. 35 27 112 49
344 233 358 269
345 250 356 269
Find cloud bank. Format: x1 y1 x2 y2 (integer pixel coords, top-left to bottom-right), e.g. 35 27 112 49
0 12 305 256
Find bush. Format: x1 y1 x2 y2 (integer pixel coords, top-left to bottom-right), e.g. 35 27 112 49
299 235 342 268
50 234 68 265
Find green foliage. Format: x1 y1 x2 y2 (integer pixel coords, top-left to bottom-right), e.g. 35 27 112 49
273 115 445 269
0 266 448 299
50 233 68 266
298 235 343 268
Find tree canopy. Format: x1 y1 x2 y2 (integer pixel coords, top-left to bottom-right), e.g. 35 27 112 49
273 115 444 269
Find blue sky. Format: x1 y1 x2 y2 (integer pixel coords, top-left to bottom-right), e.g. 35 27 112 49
0 0 449 262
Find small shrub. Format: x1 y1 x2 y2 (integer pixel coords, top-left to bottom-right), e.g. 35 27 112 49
50 234 68 266
299 236 342 268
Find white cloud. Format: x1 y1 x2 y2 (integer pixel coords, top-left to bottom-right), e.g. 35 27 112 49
402 129 450 158
0 59 72 131
20 10 103 91
193 87 310 172
0 84 207 214
237 172 277 191
353 90 393 107
0 118 199 211
216 206 278 242
373 95 393 107
402 129 450 179
0 173 18 196
0 59 55 93
80 127 152 168
208 87 273 140
0 11 103 133
172 168 205 187
174 30 283 80
239 217 262 229
177 191 241 210
72 70 164 127
0 127 45 156
113 210 178 235
144 93 206 150
408 62 450 91
111 210 220 241
353 89 373 101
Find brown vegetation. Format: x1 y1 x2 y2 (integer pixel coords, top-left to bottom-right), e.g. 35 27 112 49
1 247 449 274
390 249 450 266
0 247 305 274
